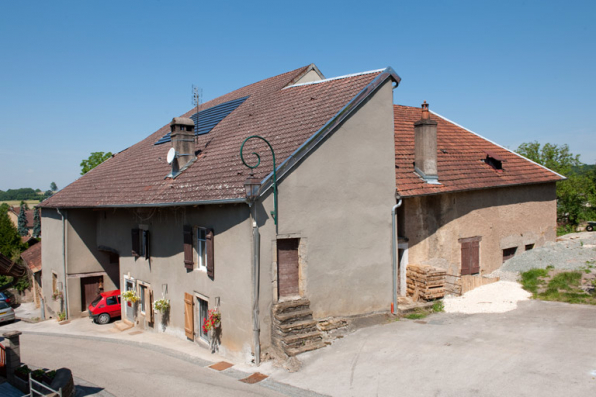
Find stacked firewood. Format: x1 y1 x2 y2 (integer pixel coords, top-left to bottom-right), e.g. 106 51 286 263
406 264 446 301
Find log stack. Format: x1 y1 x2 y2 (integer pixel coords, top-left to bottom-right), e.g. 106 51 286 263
406 264 446 301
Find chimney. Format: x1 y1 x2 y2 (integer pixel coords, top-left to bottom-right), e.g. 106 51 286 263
170 117 196 172
414 101 440 184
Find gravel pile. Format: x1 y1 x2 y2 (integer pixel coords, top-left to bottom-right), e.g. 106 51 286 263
443 281 531 314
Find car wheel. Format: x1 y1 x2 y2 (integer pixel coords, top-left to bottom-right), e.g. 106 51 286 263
97 313 111 324
587 225 594 232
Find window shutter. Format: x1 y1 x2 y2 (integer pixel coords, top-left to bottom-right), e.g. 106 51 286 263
131 229 140 257
183 225 194 269
206 228 214 279
470 241 480 274
143 230 150 260
148 289 154 326
461 242 471 276
184 292 194 340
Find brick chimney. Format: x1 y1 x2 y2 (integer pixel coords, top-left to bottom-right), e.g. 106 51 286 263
414 101 440 184
170 117 196 171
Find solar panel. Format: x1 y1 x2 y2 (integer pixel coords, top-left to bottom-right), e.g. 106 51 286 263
155 96 249 145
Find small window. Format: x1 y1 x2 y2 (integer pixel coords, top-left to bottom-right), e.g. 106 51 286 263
196 227 207 271
139 285 147 314
198 297 209 341
503 247 517 263
106 296 118 306
525 244 534 251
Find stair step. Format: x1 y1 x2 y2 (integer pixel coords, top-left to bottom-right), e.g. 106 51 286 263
282 331 323 346
273 298 311 314
274 309 313 323
279 319 317 333
286 341 328 357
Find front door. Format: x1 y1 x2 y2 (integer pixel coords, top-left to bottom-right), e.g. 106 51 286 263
277 238 300 300
125 279 135 321
81 276 103 311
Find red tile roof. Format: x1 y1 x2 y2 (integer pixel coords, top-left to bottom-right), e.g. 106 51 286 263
41 66 386 208
9 207 34 227
21 242 41 273
394 105 564 197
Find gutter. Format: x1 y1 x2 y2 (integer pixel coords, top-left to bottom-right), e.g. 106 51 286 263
391 196 403 313
258 67 401 195
40 198 247 210
56 208 69 319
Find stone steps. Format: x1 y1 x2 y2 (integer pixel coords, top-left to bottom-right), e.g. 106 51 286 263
272 298 326 357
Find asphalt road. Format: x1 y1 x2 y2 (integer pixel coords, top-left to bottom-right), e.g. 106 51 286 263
20 334 287 397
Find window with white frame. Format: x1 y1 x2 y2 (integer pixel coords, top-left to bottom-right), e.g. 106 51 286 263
195 227 207 271
139 284 147 314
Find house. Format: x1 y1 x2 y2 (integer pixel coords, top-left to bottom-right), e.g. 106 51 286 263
39 64 563 362
7 206 35 237
21 242 42 308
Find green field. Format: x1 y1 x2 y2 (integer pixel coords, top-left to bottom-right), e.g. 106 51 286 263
0 200 41 207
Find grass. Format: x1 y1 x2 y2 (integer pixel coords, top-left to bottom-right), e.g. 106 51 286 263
0 200 40 207
520 268 596 305
403 300 444 320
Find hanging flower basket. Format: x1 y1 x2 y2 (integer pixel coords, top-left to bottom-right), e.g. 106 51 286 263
122 290 140 304
202 309 221 333
153 298 170 314
52 290 63 301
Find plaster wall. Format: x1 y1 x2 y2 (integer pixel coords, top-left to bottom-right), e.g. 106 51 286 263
40 209 64 317
96 204 254 359
293 69 323 84
403 183 557 288
255 81 397 348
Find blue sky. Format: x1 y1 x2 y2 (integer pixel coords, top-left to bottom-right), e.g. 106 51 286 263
1 0 594 191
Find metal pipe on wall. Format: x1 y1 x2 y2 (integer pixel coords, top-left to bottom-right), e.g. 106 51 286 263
56 208 69 319
391 197 403 313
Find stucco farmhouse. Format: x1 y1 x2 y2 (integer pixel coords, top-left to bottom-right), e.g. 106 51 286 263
39 64 563 361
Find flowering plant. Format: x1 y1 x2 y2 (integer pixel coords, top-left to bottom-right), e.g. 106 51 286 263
202 309 221 333
153 298 170 314
52 289 63 301
122 290 140 303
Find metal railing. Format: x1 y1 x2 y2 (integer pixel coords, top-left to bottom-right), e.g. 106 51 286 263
28 373 62 397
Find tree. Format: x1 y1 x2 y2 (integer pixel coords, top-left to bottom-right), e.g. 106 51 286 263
50 182 58 192
517 142 596 224
80 152 112 175
32 207 41 238
0 209 24 257
17 204 28 236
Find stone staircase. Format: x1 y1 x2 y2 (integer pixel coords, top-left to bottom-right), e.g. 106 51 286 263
272 298 326 357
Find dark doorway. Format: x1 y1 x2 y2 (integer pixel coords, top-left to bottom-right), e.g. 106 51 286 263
277 238 300 299
81 276 103 311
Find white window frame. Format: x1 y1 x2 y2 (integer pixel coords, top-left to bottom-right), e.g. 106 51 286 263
194 226 208 271
137 281 149 315
196 294 209 341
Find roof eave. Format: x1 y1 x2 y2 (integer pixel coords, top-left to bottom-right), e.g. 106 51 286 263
40 197 248 210
258 67 401 195
398 179 561 198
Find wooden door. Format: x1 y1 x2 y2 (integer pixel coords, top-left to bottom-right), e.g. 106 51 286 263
81 276 103 311
461 240 480 276
277 238 300 299
184 292 194 340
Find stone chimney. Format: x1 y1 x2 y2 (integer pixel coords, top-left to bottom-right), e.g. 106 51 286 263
170 117 196 171
414 101 440 184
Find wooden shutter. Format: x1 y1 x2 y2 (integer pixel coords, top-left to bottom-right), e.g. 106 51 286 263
131 229 140 257
148 289 154 327
461 242 471 276
470 241 480 274
206 229 214 279
143 230 150 260
183 225 193 269
461 240 480 276
184 292 194 340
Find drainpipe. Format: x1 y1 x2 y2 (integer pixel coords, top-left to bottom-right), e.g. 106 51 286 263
391 196 403 314
249 203 261 366
56 208 69 319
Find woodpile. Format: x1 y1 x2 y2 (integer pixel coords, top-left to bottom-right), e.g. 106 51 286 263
407 264 446 301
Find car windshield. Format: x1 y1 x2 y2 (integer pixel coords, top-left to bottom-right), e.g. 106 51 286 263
90 295 103 307
0 301 9 309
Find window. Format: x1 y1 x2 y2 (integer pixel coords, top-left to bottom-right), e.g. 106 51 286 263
132 227 150 259
139 284 147 314
503 247 517 263
198 296 209 341
106 296 118 306
525 244 534 251
196 227 207 271
459 237 481 276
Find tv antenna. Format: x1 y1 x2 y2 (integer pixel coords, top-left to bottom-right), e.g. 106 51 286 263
192 85 202 141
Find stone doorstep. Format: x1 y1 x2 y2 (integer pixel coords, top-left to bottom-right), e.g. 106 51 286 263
113 320 134 332
278 319 318 333
285 341 328 357
398 300 436 315
279 330 323 345
272 298 311 314
273 309 313 323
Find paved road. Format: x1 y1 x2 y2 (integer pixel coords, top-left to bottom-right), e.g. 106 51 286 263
271 300 596 397
20 334 288 397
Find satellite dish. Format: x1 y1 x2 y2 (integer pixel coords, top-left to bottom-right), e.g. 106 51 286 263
167 148 176 164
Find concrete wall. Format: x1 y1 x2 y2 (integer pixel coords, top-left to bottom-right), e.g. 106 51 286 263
96 204 254 359
255 81 397 349
402 183 557 292
293 69 323 84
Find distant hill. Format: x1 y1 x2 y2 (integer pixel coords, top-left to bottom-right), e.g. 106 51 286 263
572 164 596 176
0 188 52 202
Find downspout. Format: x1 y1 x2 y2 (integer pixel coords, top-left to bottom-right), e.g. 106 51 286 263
391 196 403 314
249 203 261 366
56 208 69 319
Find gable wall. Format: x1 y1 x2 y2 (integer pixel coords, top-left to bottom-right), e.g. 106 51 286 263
402 182 557 293
256 80 397 347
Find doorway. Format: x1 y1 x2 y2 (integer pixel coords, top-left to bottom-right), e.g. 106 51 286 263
125 278 135 322
277 238 300 300
81 276 103 311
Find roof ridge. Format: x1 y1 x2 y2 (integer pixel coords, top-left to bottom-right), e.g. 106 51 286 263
284 68 385 89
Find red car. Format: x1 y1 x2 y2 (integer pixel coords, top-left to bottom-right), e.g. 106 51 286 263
88 289 121 324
